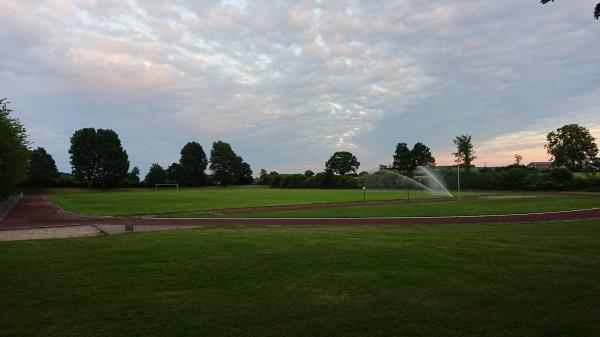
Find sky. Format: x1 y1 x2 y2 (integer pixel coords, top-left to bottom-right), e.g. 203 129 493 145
1 0 599 175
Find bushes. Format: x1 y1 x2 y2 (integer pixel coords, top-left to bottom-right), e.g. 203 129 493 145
437 167 598 191
265 172 360 189
262 167 599 191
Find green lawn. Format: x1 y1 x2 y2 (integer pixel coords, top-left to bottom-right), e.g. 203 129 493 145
44 187 486 216
172 194 600 218
1 221 599 337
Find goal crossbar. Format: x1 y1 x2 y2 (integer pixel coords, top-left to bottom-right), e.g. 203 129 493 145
155 183 179 191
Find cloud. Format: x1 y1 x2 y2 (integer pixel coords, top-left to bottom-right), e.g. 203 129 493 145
1 0 599 175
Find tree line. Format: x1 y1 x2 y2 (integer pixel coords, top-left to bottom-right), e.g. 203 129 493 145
2 97 599 196
143 140 253 187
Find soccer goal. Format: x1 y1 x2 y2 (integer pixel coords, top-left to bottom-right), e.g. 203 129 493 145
155 183 179 191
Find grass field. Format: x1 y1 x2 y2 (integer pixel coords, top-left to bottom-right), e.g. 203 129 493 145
177 194 600 218
1 221 599 337
44 187 487 216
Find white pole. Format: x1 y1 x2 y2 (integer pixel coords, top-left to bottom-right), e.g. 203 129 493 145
457 161 461 201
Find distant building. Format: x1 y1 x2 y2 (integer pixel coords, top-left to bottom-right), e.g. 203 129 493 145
527 162 552 170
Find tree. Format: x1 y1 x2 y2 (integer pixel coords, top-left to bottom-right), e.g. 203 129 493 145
392 143 413 172
304 170 315 177
179 142 207 187
209 141 252 185
26 147 59 187
514 154 523 166
411 142 436 168
546 124 599 170
453 134 476 172
325 151 360 175
69 128 129 187
69 128 97 187
0 98 29 197
126 167 140 186
95 129 129 188
144 163 166 186
167 162 185 184
234 159 254 185
541 0 600 20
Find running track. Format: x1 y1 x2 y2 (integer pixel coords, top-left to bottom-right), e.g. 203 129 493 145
2 195 600 230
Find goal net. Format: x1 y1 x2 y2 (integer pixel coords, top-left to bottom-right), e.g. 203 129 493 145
155 183 179 191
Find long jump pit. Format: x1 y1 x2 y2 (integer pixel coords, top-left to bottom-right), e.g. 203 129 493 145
0 225 102 241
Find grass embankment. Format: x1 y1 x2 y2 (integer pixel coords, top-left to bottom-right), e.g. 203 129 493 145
1 221 600 337
44 187 486 216
171 194 600 218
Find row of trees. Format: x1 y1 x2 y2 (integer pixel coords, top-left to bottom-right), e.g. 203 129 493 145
1 96 254 192
143 141 253 186
0 99 29 197
3 95 599 193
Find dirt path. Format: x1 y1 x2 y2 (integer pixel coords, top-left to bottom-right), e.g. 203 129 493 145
1 195 600 232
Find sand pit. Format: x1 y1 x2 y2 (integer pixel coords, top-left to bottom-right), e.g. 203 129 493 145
0 225 103 241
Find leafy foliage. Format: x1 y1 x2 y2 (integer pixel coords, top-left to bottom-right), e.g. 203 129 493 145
209 141 253 185
392 143 412 172
546 124 598 170
166 162 185 184
541 0 600 20
393 142 436 172
95 129 130 188
0 99 29 197
26 147 59 187
179 142 207 187
453 134 476 171
126 167 141 186
69 128 129 187
411 142 435 168
325 151 360 175
144 163 166 186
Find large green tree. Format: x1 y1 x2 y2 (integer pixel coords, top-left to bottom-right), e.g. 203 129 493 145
546 124 598 170
69 128 129 187
0 98 29 197
167 162 186 184
234 160 254 185
144 163 166 186
179 142 207 187
325 151 360 175
392 142 436 172
541 0 600 20
392 143 412 172
26 147 59 187
95 129 129 188
411 142 436 168
209 141 252 185
69 128 97 187
453 134 476 172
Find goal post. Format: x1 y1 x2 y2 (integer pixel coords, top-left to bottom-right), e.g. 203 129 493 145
155 183 179 191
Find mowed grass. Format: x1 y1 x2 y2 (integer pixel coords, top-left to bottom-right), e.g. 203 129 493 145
1 221 600 337
182 194 600 218
44 187 485 216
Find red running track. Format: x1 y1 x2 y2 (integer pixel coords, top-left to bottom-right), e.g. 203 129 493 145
2 195 600 230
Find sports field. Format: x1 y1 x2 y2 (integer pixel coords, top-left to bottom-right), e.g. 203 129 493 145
1 221 599 337
42 187 600 218
45 187 485 216
175 194 600 218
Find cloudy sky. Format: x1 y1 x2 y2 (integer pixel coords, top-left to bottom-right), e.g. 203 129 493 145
1 0 599 175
